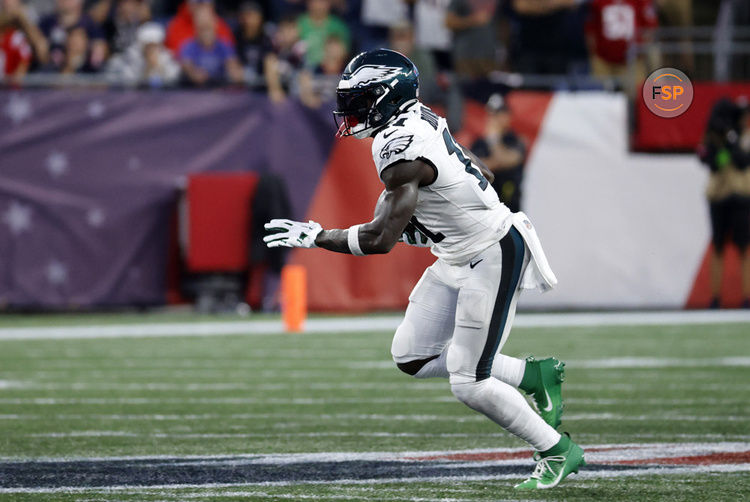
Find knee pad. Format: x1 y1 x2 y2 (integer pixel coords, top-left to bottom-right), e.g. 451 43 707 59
392 320 437 376
396 354 439 376
450 379 491 410
391 320 414 362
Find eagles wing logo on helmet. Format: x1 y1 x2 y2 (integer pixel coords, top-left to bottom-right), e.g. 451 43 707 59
347 65 403 88
380 135 414 160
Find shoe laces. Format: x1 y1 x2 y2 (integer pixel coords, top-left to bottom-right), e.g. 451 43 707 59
530 455 565 480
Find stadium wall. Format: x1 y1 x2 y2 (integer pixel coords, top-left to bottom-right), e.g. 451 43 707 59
0 90 731 310
520 93 710 309
0 90 335 307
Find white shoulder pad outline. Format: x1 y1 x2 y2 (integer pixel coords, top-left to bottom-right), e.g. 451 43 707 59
379 135 414 160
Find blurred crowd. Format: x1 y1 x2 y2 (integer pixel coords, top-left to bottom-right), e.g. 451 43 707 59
0 0 730 102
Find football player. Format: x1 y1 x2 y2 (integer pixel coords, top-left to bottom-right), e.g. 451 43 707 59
264 49 585 490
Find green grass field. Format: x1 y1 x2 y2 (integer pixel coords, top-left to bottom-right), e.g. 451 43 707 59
0 314 748 501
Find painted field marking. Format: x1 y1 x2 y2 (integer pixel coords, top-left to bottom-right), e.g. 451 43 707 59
3 411 746 427
25 431 512 439
0 442 749 494
1 310 749 340
567 357 750 368
4 380 745 393
347 356 750 370
0 396 460 405
0 381 450 391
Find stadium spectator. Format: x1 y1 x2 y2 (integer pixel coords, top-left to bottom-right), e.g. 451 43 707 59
298 34 346 108
179 7 243 86
24 0 55 23
102 0 151 55
234 1 273 89
509 0 588 75
105 21 179 86
1 0 47 83
585 0 657 81
165 0 234 54
699 98 750 309
1 0 48 66
0 16 32 84
444 0 498 79
87 0 120 26
388 21 440 104
297 0 349 68
60 23 93 72
358 0 407 51
470 93 526 212
267 13 305 101
39 0 107 72
268 0 306 22
410 0 453 70
147 0 181 21
656 0 693 72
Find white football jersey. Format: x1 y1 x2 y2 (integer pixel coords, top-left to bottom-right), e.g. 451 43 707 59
371 102 512 265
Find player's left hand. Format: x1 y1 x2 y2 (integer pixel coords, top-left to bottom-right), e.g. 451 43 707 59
399 222 432 247
264 219 322 248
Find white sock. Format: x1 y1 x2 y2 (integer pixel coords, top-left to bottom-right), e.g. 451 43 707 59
491 354 526 388
451 378 561 452
414 349 526 389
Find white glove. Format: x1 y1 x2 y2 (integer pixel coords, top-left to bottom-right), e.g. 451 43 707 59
263 219 323 248
399 222 432 247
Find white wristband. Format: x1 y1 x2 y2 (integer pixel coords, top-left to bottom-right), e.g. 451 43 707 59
347 224 365 256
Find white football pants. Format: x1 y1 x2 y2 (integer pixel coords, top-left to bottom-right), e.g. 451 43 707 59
390 227 561 452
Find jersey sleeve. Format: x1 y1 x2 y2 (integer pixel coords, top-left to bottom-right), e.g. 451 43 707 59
371 123 429 178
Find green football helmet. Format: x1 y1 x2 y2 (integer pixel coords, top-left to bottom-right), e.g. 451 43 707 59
334 49 419 139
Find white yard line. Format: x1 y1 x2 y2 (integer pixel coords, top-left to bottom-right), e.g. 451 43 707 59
0 381 449 391
347 357 750 370
27 431 509 439
1 310 749 340
0 412 486 422
0 396 458 405
4 380 744 393
23 414 749 439
1 411 747 424
1 393 748 409
564 397 746 405
566 357 750 368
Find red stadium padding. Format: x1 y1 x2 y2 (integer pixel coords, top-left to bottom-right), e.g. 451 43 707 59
185 172 259 272
453 92 553 151
289 135 436 312
634 82 750 151
686 244 745 309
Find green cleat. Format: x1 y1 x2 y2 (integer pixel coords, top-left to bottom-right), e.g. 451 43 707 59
514 434 586 490
524 356 565 429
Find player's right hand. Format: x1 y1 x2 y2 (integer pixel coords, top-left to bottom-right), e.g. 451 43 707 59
263 219 322 248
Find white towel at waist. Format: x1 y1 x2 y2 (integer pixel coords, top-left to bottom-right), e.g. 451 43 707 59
511 212 558 292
